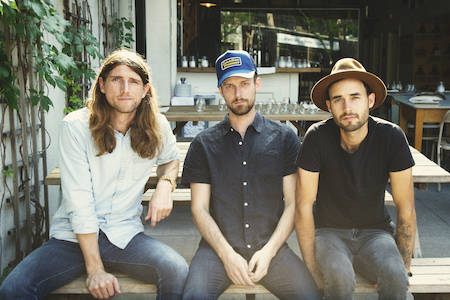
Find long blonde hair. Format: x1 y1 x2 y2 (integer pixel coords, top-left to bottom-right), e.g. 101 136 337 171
86 48 163 159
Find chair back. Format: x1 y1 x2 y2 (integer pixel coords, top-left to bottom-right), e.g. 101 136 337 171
437 110 450 147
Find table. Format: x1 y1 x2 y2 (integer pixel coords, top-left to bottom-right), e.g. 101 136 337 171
392 93 450 152
162 105 331 135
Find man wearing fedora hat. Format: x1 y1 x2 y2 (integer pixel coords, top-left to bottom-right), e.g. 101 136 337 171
181 50 322 299
295 58 416 299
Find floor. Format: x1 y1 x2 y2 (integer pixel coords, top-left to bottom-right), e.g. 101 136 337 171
103 182 450 300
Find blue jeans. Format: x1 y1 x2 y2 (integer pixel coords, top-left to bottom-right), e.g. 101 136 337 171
0 232 188 300
315 228 409 300
182 246 322 300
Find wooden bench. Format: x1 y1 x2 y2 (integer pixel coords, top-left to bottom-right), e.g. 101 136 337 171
47 191 445 299
46 257 450 299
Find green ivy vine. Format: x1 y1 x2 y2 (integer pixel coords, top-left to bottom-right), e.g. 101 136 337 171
109 17 135 49
0 0 102 112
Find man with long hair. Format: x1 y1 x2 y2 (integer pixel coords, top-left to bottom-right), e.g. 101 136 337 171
0 49 188 299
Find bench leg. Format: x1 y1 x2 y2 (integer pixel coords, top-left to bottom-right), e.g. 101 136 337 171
246 294 256 300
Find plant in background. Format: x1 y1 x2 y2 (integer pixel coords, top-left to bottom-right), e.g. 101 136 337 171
62 24 102 113
0 0 77 111
109 17 135 49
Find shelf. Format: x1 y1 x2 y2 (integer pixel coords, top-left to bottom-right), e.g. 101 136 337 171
177 67 323 73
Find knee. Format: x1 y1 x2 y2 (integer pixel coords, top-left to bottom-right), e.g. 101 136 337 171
160 251 188 283
378 268 409 291
321 261 356 296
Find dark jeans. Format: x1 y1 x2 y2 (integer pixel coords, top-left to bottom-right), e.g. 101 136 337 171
182 246 322 300
0 232 188 300
315 228 409 300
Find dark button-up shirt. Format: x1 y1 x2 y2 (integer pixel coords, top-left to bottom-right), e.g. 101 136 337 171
181 113 300 259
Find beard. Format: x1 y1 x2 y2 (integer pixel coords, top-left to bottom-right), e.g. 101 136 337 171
334 111 369 132
228 98 255 116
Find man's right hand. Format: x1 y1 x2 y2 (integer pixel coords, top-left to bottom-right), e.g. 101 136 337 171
86 269 121 299
222 251 255 287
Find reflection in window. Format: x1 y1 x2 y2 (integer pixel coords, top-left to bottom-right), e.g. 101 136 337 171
221 9 359 68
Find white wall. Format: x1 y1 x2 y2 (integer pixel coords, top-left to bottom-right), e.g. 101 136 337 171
145 0 178 106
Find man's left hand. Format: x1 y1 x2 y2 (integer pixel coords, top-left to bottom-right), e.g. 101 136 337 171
248 247 274 283
145 180 173 227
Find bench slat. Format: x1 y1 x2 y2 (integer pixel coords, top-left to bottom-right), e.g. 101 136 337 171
51 258 450 295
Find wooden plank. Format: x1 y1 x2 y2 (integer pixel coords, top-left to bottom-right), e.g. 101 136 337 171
51 258 450 295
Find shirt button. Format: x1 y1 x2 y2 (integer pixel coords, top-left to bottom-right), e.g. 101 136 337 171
239 141 242 146
243 161 247 165
245 224 249 228
243 182 247 186
231 128 234 131
247 244 251 249
244 202 248 206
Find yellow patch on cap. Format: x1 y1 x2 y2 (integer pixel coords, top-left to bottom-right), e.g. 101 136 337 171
221 57 242 70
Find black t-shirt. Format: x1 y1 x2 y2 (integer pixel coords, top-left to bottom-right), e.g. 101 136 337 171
295 116 414 231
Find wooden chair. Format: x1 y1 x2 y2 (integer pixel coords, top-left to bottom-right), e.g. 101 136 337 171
437 110 450 191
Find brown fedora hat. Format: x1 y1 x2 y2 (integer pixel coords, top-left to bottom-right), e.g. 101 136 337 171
310 58 387 111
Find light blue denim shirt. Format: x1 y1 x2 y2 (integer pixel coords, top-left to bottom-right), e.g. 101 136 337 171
50 108 179 249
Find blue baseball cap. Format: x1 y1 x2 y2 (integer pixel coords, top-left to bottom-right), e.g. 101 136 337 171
215 50 257 87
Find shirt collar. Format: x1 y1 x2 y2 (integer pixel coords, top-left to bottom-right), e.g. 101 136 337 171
220 112 263 136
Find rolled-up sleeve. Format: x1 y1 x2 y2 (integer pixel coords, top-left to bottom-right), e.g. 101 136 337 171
59 120 99 234
155 114 180 165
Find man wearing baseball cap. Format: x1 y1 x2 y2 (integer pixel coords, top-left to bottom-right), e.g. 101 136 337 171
295 58 416 299
181 50 322 299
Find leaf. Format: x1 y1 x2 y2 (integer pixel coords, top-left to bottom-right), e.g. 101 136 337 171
14 22 25 36
40 95 53 112
28 1 45 17
44 73 56 87
55 75 67 92
30 94 40 106
85 45 96 57
56 53 77 71
75 44 84 54
0 65 10 78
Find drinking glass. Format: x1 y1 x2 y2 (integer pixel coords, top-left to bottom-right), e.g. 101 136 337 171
274 103 282 114
299 102 307 114
196 98 205 112
218 99 227 111
264 101 273 114
255 102 264 114
282 97 290 112
291 103 299 114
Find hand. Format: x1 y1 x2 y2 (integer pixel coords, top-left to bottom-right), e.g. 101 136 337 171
309 267 325 296
145 180 173 227
222 251 255 287
86 269 121 299
248 248 274 283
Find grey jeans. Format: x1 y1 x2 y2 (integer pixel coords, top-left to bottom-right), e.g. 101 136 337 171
315 227 409 300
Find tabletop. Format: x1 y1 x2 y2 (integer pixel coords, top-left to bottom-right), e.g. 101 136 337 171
162 105 332 122
162 105 331 135
392 93 450 109
390 93 450 152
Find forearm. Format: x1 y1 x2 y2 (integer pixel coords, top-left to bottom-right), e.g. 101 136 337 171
193 206 235 259
295 208 317 270
77 233 104 274
396 208 416 270
263 202 295 257
156 160 179 179
390 168 416 271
